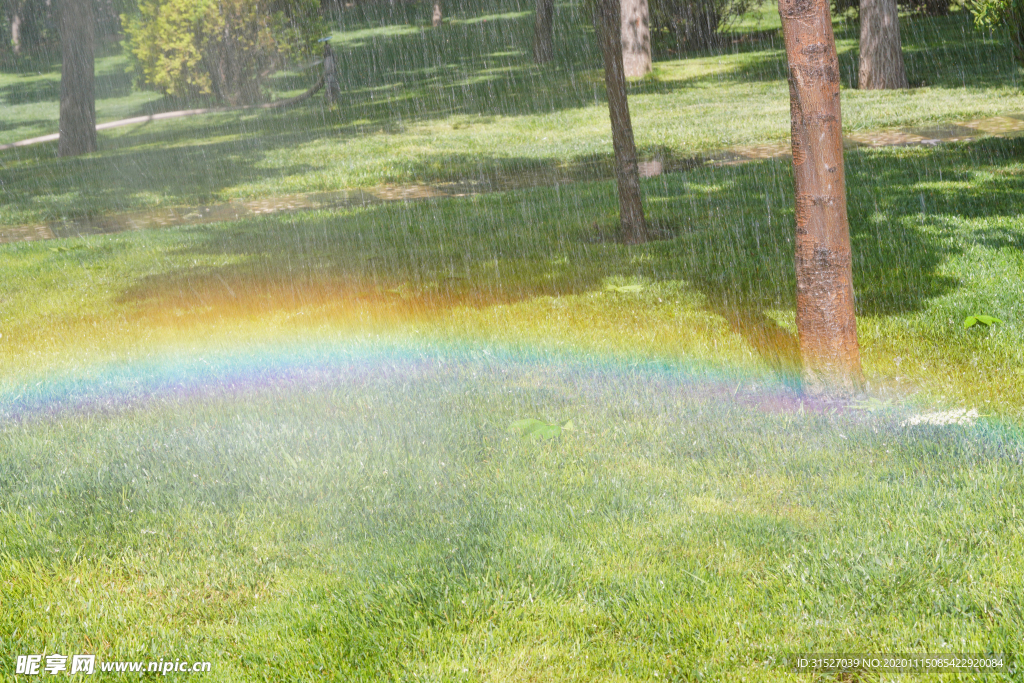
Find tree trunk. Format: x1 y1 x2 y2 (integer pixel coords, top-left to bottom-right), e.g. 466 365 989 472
533 0 554 63
58 0 97 157
858 0 908 89
10 5 21 55
778 0 864 392
596 0 649 244
620 0 651 77
432 0 442 27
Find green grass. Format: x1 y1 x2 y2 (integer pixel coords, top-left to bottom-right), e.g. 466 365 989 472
3 2 1024 680
2 139 1022 417
1 4 1020 226
2 350 1023 681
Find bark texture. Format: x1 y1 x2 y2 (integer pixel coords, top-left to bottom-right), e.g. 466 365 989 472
58 0 97 157
620 0 651 77
533 0 554 63
778 0 864 392
432 0 442 27
596 0 649 244
858 0 908 89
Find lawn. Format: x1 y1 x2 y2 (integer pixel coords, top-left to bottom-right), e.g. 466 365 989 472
2 0 1024 680
0 3 1021 226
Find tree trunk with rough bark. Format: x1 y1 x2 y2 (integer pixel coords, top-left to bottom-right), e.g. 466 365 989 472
778 0 864 392
432 0 442 27
596 0 649 244
858 0 908 89
58 0 97 157
620 0 651 77
533 0 554 63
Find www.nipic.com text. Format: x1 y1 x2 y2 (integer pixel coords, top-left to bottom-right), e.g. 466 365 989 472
15 654 211 675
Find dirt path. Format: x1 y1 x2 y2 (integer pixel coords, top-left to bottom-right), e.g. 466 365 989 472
2 114 1022 246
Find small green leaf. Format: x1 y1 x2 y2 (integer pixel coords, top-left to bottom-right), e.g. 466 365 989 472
536 423 561 439
965 314 1001 328
510 418 543 431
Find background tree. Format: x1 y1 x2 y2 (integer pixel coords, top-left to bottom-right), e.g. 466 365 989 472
95 0 138 39
971 0 1024 68
5 0 24 55
3 0 55 57
778 0 864 391
533 0 554 62
59 0 98 156
859 0 908 89
3 0 134 58
596 0 648 243
905 0 948 16
432 0 442 26
620 0 650 77
123 0 324 106
648 0 749 52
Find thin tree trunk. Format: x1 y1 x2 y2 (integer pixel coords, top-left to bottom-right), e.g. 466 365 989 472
533 0 554 63
58 0 97 157
620 0 651 77
11 5 21 55
432 0 442 27
858 0 908 89
779 0 864 392
596 0 648 244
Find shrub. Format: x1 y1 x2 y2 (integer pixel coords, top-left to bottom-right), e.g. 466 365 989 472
970 0 1024 66
122 0 325 105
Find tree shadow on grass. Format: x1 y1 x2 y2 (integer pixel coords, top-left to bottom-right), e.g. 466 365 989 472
0 68 137 107
108 139 1024 379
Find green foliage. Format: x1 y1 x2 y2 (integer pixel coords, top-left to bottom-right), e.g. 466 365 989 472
964 314 1002 328
122 0 325 105
969 0 1024 67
